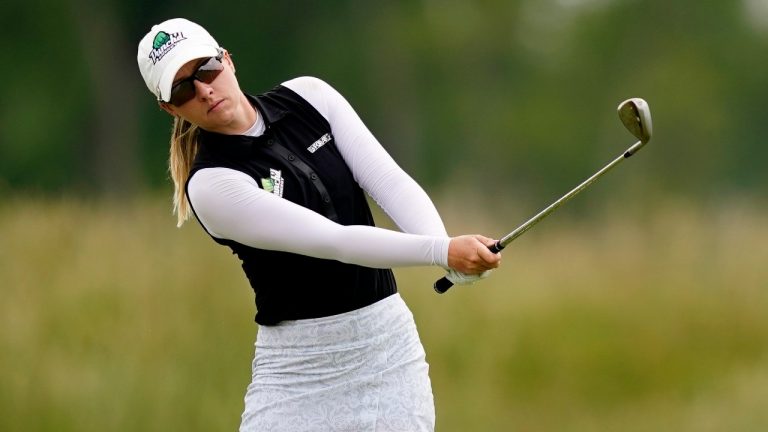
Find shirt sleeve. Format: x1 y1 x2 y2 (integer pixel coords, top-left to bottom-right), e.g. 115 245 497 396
281 76 449 237
187 167 450 268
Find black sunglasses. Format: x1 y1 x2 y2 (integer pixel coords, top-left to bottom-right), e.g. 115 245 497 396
168 53 225 106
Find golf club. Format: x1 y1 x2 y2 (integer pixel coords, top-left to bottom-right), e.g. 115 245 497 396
434 98 653 293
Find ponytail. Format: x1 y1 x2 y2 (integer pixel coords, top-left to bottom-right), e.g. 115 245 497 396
168 116 200 227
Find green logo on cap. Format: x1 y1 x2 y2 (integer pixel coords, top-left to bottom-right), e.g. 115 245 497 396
147 31 187 65
152 31 170 49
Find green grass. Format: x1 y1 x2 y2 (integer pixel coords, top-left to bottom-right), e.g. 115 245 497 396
1 195 767 431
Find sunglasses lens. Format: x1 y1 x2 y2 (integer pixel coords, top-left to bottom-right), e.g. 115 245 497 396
169 82 196 106
197 58 224 84
168 56 225 106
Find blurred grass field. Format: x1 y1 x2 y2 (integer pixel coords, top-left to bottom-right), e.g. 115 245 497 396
1 195 767 431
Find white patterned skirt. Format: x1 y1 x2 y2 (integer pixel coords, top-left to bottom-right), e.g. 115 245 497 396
239 293 435 432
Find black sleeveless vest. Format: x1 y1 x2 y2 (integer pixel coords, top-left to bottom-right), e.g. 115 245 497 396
186 85 397 325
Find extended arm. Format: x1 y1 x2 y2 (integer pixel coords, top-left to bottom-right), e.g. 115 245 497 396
188 168 450 269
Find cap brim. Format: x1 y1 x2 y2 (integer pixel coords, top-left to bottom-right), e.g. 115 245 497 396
157 44 219 102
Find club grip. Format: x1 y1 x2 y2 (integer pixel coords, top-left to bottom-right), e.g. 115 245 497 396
433 276 453 293
433 241 505 294
488 241 505 254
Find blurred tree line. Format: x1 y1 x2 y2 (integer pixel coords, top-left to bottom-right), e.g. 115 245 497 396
2 0 766 204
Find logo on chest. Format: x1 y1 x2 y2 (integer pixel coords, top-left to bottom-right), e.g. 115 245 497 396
260 168 284 197
307 133 332 154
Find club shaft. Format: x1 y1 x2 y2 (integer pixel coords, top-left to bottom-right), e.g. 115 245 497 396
497 140 643 249
433 139 646 294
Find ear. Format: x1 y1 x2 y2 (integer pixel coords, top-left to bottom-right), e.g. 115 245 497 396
222 50 235 74
158 101 176 116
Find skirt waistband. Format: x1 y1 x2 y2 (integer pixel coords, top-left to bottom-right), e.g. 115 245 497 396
255 293 411 351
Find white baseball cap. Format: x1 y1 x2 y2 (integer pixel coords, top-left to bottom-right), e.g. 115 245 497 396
137 18 221 102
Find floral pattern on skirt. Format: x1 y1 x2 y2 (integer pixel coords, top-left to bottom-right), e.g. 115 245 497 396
240 293 435 432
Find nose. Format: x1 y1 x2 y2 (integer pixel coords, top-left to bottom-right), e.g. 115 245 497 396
193 79 213 100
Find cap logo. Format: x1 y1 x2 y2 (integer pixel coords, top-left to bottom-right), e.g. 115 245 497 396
148 30 188 65
152 31 171 49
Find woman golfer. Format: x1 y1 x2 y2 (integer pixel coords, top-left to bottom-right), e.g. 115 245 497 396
137 18 501 432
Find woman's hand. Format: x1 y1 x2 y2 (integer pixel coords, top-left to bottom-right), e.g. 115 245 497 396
447 235 502 275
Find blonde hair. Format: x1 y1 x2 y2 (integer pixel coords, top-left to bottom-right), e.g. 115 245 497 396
168 116 200 227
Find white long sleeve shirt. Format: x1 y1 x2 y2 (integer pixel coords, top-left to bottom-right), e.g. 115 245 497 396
187 76 451 269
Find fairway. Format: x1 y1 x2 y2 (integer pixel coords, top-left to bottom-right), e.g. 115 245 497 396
2 196 767 431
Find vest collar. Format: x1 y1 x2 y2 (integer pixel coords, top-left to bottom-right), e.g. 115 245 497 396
247 92 288 126
197 90 288 156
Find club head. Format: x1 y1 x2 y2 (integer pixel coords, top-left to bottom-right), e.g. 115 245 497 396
618 98 653 143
